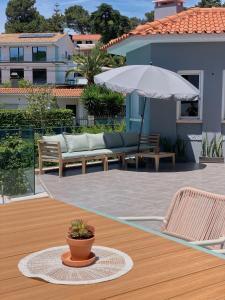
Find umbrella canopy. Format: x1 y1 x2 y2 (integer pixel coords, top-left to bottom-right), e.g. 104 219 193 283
94 65 199 101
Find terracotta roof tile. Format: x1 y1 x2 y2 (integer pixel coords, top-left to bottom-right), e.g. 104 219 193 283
0 88 83 98
72 34 101 41
102 7 225 50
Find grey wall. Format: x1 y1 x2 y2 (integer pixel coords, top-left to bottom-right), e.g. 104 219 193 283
154 4 183 20
126 42 225 161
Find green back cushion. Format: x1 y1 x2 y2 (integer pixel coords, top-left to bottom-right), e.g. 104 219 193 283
64 134 89 152
42 134 67 153
87 133 106 150
121 132 139 147
103 133 124 149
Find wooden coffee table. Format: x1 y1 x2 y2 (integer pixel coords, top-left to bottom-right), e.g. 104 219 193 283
135 152 176 172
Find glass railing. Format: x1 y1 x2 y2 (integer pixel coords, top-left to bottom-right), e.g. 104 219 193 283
0 128 35 200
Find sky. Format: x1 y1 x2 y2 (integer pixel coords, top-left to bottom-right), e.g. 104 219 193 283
0 0 197 33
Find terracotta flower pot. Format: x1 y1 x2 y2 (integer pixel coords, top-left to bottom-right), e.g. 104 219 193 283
66 236 95 261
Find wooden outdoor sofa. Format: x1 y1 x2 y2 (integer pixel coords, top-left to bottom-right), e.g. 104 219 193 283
38 132 160 177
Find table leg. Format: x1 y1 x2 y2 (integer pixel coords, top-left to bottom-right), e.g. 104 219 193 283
136 154 139 169
104 156 109 171
172 154 175 168
121 154 126 169
155 156 160 172
82 158 86 174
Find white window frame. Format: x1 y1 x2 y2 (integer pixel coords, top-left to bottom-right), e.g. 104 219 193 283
177 70 204 121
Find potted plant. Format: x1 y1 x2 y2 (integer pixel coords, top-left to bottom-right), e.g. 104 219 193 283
199 134 224 163
174 136 188 162
66 219 95 261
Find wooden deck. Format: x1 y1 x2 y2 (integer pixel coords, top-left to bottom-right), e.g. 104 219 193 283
1 198 225 300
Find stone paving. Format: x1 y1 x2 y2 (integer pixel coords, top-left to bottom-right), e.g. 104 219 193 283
39 162 225 230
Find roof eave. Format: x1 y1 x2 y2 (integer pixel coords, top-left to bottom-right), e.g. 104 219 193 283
107 33 225 56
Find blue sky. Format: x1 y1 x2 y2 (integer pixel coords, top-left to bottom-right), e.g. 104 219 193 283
0 0 197 33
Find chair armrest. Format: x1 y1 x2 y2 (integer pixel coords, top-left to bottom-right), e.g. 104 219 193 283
190 237 225 247
118 216 165 222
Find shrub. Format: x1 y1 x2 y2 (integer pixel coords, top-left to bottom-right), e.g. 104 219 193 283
0 109 74 129
0 134 34 196
81 84 125 117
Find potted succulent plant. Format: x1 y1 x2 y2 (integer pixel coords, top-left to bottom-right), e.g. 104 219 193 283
199 134 224 163
67 219 95 261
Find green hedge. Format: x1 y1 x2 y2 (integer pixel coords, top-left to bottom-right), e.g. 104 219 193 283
0 135 34 196
0 109 74 129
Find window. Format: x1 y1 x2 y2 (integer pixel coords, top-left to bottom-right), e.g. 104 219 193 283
76 41 82 44
66 105 77 116
86 40 93 44
33 69 47 84
10 47 24 62
177 71 203 120
32 47 47 62
10 69 24 79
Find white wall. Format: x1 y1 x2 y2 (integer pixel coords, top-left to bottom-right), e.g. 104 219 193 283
0 95 86 119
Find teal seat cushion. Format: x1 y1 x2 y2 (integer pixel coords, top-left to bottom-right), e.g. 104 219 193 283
121 132 139 147
87 133 106 150
42 134 67 153
64 134 89 152
109 145 153 154
62 149 113 159
103 133 124 149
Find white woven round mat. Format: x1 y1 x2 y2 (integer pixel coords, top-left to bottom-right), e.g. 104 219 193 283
18 245 133 285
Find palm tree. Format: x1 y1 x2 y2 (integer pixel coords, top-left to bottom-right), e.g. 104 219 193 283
66 45 125 85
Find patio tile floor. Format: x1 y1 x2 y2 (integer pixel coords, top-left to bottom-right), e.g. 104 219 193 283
40 162 225 229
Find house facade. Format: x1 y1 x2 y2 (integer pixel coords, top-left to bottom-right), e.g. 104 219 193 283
72 34 101 55
0 32 75 85
0 87 87 122
104 4 225 161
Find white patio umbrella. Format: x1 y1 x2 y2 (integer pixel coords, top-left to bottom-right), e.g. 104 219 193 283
94 65 200 151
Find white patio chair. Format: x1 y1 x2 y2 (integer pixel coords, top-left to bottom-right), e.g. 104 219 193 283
118 187 225 250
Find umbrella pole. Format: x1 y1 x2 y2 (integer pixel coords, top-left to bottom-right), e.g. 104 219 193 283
137 97 147 153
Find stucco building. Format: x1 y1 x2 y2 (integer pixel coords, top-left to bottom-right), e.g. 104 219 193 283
0 32 75 85
104 3 225 161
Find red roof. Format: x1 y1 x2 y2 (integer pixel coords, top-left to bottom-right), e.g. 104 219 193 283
72 34 101 41
0 88 83 98
102 7 225 50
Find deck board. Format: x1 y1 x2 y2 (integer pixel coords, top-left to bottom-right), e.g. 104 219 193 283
1 197 225 300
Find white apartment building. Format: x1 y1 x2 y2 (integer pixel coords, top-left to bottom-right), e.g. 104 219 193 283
72 34 101 55
0 32 75 85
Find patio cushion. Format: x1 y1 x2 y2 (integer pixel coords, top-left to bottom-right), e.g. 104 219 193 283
62 149 113 159
64 134 89 153
103 133 124 149
87 133 106 150
109 145 153 154
121 132 139 147
42 134 67 153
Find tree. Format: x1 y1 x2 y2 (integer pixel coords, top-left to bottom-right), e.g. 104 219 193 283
145 11 154 22
67 46 107 85
196 0 222 6
90 3 132 44
66 45 125 85
65 5 90 34
26 86 58 128
47 3 65 33
129 17 143 29
5 0 47 33
81 84 124 117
